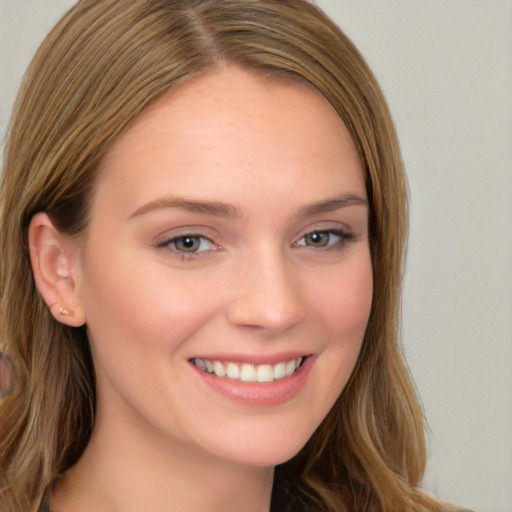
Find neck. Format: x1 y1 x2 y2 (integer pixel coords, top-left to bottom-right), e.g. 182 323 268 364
52 411 274 512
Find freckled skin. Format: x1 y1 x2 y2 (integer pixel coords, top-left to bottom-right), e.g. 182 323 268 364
59 67 373 511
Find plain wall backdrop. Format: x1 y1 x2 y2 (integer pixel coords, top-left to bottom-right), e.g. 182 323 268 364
1 1 511 511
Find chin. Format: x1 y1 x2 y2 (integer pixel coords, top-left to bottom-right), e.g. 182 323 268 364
202 423 317 469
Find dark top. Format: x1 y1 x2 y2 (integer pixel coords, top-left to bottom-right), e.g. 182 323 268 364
37 490 473 512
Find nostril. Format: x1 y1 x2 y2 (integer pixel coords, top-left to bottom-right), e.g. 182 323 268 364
227 300 305 332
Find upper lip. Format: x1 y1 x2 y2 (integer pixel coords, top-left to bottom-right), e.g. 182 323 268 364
189 352 311 365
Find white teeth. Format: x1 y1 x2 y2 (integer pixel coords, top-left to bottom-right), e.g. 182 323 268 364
240 364 257 382
213 361 226 377
195 358 206 370
273 362 286 380
226 362 240 379
256 364 274 383
285 359 296 377
193 357 305 383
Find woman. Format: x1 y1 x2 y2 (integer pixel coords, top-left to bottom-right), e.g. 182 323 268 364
0 1 470 511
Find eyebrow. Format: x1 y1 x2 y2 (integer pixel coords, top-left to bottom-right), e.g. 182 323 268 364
129 193 367 220
294 194 368 218
129 196 243 219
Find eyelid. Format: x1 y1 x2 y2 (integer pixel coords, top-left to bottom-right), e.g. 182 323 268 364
153 224 217 244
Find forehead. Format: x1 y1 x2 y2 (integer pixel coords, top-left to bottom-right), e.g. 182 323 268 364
92 66 365 212
102 67 357 155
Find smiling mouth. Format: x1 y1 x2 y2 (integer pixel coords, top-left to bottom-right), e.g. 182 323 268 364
191 357 306 383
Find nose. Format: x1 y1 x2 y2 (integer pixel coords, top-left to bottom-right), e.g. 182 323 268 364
226 250 306 333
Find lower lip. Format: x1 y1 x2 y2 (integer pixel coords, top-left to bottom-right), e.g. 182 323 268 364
190 356 314 406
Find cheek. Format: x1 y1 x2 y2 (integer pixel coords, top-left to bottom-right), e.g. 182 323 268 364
307 256 373 392
84 271 216 349
313 257 373 340
77 242 221 361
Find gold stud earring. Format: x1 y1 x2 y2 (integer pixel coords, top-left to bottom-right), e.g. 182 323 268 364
59 307 73 317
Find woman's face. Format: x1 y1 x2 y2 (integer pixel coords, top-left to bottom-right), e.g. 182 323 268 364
72 67 372 467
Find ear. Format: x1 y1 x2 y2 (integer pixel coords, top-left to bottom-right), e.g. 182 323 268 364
28 212 86 327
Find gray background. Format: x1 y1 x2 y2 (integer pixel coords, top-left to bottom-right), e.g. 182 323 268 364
1 1 511 511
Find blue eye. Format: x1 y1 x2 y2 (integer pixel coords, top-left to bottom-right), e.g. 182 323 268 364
161 235 216 253
297 229 352 249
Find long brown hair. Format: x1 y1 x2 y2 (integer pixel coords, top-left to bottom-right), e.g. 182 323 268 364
1 1 454 510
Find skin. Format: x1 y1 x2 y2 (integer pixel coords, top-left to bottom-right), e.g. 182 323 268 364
30 67 373 512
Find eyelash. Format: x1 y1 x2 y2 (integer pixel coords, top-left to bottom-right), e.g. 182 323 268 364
156 228 355 259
